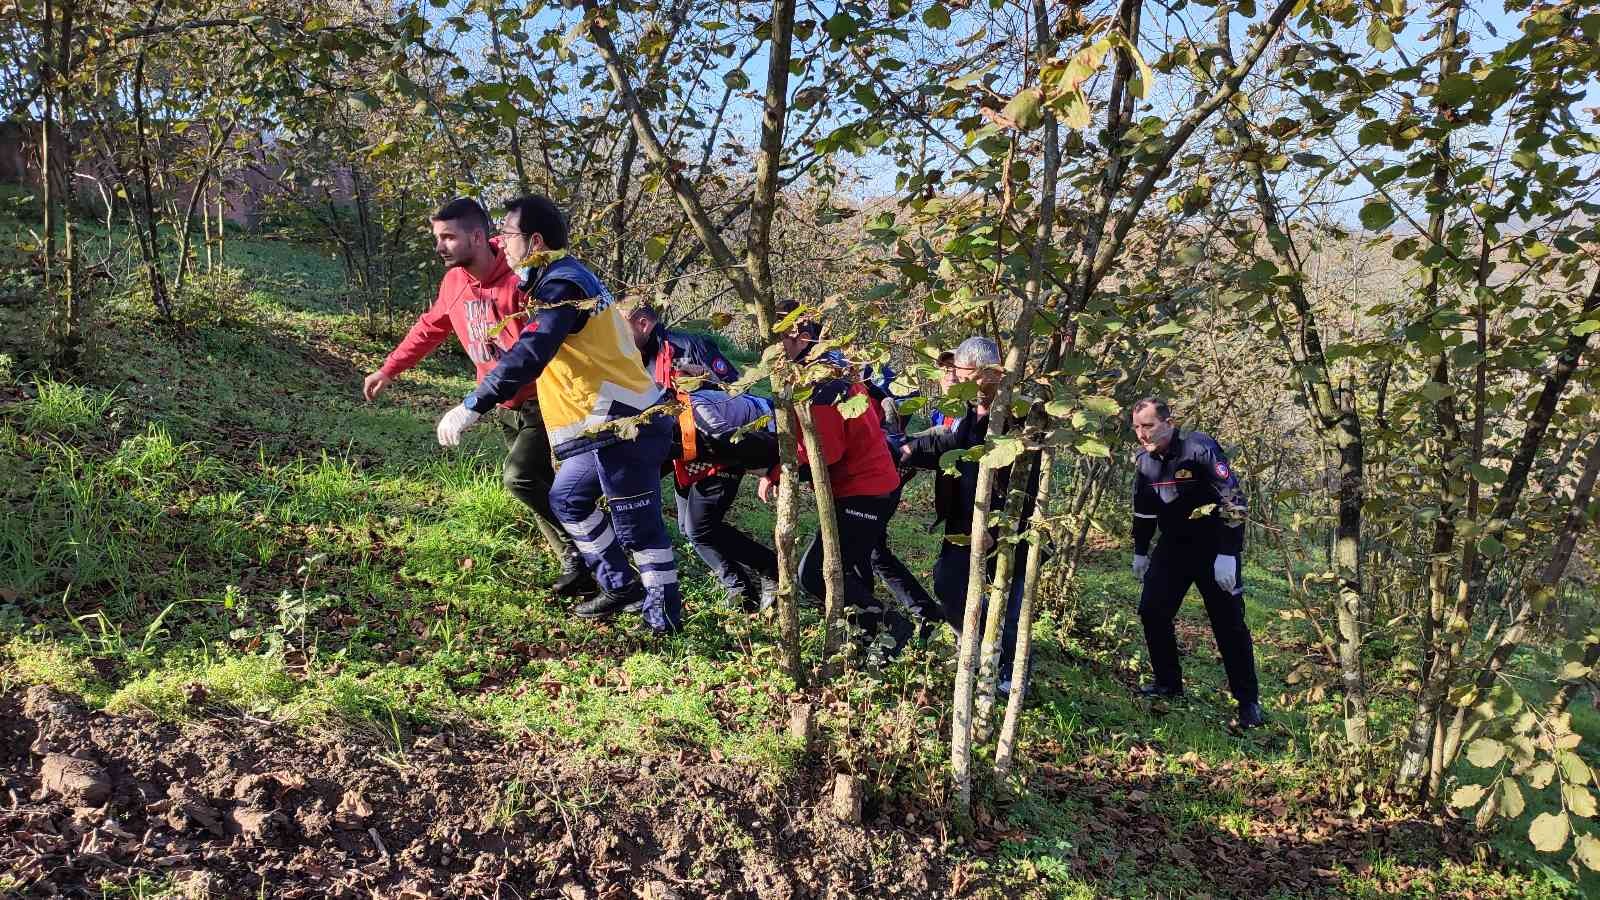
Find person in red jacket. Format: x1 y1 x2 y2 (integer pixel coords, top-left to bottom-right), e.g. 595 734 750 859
360 197 595 598
757 305 913 658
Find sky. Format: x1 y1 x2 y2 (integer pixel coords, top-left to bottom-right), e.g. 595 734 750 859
415 0 1599 214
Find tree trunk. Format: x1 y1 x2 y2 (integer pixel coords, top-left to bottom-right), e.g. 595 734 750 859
1393 0 1467 792
1440 432 1600 767
41 0 56 295
975 448 1037 740
796 400 848 675
995 445 1056 777
173 121 235 295
772 383 805 686
131 0 172 319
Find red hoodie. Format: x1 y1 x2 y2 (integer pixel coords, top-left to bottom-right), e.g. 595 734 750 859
377 246 539 410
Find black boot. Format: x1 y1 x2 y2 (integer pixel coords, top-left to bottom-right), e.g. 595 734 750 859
1136 682 1183 699
574 584 645 620
743 576 779 614
1237 701 1267 729
552 553 599 599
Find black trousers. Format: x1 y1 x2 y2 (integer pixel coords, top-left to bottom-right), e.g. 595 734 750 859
870 487 940 623
675 472 777 597
799 492 913 655
1138 543 1259 703
933 542 1027 680
500 407 577 561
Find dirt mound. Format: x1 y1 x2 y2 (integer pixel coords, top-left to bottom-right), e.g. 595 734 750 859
0 686 981 898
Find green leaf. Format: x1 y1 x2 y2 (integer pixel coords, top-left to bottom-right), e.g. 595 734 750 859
937 447 967 475
1529 812 1570 853
1571 320 1600 336
1148 321 1184 337
1366 17 1394 51
1559 660 1593 681
825 11 858 41
923 4 951 28
644 235 668 262
1477 535 1506 558
723 69 750 91
1466 738 1506 768
982 435 1026 469
1002 88 1044 130
1059 92 1091 130
1450 784 1486 808
836 392 870 420
772 304 809 335
1076 438 1110 458
1082 396 1121 418
1359 200 1396 231
1466 463 1506 485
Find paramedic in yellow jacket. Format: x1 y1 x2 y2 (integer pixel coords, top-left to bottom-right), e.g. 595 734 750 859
434 195 682 634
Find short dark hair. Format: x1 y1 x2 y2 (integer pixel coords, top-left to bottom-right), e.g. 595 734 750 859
502 194 569 250
775 299 821 339
628 300 659 323
1131 397 1171 420
430 197 489 235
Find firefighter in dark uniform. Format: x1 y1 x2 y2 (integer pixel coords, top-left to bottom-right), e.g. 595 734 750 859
1129 397 1265 728
629 302 780 611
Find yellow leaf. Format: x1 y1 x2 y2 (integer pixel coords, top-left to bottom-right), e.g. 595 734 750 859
1576 834 1600 871
1500 779 1526 818
1450 784 1486 809
1527 762 1557 789
1529 811 1570 853
1564 784 1598 818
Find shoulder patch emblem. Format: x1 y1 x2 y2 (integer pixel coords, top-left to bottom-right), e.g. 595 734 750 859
1215 463 1231 479
712 356 733 377
1175 469 1193 480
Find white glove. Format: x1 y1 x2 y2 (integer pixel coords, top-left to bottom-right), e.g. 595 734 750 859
436 404 482 447
1132 554 1150 582
1213 554 1239 593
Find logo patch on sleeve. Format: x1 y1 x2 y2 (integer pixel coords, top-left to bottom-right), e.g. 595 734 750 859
712 356 733 377
1215 463 1231 479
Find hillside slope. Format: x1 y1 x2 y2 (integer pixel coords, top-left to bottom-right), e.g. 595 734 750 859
0 221 1571 898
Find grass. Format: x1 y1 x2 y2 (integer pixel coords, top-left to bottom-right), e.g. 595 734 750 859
0 195 1587 897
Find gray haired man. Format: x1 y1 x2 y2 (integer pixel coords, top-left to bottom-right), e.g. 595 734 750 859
899 336 1037 692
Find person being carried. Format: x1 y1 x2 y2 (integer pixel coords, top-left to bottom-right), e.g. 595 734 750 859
628 301 780 612
361 197 595 600
434 195 682 634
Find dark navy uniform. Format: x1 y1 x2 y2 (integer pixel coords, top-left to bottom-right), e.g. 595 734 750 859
642 324 740 387
1132 430 1259 703
641 325 777 607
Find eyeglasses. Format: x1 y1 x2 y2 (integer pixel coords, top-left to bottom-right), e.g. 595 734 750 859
497 227 531 238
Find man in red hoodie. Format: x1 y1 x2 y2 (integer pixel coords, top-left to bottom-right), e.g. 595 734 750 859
360 198 596 599
757 304 914 658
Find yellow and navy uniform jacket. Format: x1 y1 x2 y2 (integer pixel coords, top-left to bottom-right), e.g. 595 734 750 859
464 255 667 459
1132 430 1247 555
